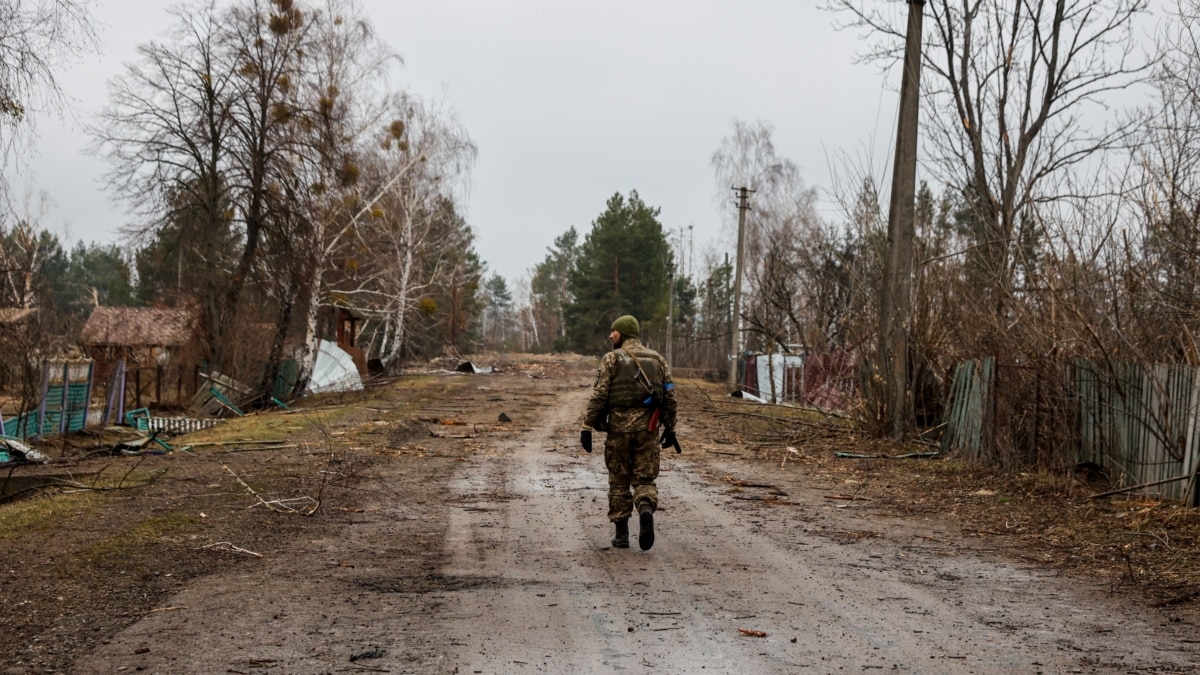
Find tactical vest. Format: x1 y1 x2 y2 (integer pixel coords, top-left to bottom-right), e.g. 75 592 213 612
608 347 664 408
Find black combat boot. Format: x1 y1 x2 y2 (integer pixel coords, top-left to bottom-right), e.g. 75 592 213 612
611 519 629 548
638 504 654 551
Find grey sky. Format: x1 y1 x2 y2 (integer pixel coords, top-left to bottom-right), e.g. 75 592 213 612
18 0 901 285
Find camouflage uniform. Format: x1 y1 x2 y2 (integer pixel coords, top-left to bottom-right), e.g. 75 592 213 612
583 337 678 522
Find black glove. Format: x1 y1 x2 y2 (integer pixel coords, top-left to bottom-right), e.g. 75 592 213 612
580 429 592 453
660 428 677 451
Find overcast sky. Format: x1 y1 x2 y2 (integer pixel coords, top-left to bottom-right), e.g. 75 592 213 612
17 0 904 285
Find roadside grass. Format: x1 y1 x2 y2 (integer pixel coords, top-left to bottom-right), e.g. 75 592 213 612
83 511 202 563
171 374 463 449
0 491 101 538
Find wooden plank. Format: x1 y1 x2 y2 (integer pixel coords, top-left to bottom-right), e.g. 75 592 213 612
1183 365 1200 505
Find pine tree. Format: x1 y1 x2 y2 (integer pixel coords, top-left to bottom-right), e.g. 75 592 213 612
563 191 673 353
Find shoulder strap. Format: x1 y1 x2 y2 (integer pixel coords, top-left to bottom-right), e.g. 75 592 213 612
620 345 653 392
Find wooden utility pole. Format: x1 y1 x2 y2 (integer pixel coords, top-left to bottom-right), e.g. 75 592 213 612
666 263 675 364
880 0 925 437
728 186 753 390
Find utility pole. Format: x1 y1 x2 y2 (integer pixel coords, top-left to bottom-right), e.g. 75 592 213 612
879 0 925 437
728 186 753 390
666 262 675 364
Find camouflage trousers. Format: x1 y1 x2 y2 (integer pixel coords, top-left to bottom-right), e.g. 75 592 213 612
604 429 660 522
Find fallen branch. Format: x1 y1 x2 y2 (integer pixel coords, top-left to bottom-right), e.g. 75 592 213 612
1089 474 1192 500
835 451 939 460
223 464 320 516
250 496 320 512
218 444 299 453
2 468 171 505
185 439 288 448
712 409 831 429
428 431 475 439
202 541 262 558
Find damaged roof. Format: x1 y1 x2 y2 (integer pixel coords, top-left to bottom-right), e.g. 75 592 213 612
80 307 197 347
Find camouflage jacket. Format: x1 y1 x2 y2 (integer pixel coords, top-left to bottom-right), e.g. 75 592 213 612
583 338 678 433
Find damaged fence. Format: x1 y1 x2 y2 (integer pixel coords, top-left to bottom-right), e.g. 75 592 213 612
738 350 858 410
2 360 94 440
2 359 227 442
1074 361 1200 503
941 357 1200 503
123 408 222 435
940 357 993 460
145 415 222 435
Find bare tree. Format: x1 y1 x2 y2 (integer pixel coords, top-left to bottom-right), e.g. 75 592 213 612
94 1 235 352
0 0 98 174
96 0 315 377
710 119 818 378
216 0 314 372
330 94 476 369
95 0 482 393
830 0 1152 321
282 0 400 388
1115 0 1200 362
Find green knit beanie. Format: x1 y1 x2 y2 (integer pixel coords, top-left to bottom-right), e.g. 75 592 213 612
610 315 639 339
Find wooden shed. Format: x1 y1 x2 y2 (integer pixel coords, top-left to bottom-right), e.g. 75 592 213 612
80 307 202 405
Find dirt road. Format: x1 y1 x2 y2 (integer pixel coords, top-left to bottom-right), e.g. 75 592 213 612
50 364 1200 673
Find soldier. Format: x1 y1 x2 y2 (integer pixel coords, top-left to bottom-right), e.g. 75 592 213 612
580 314 678 550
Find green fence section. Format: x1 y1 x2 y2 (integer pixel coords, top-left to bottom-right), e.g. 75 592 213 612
2 413 46 439
1 361 93 441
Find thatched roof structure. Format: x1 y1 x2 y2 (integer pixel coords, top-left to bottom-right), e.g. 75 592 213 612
80 307 197 348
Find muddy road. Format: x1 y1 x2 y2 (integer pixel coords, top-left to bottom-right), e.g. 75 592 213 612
435 388 1194 674
6 357 1197 673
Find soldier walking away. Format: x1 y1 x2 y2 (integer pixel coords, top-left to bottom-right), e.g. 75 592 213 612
580 315 678 550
